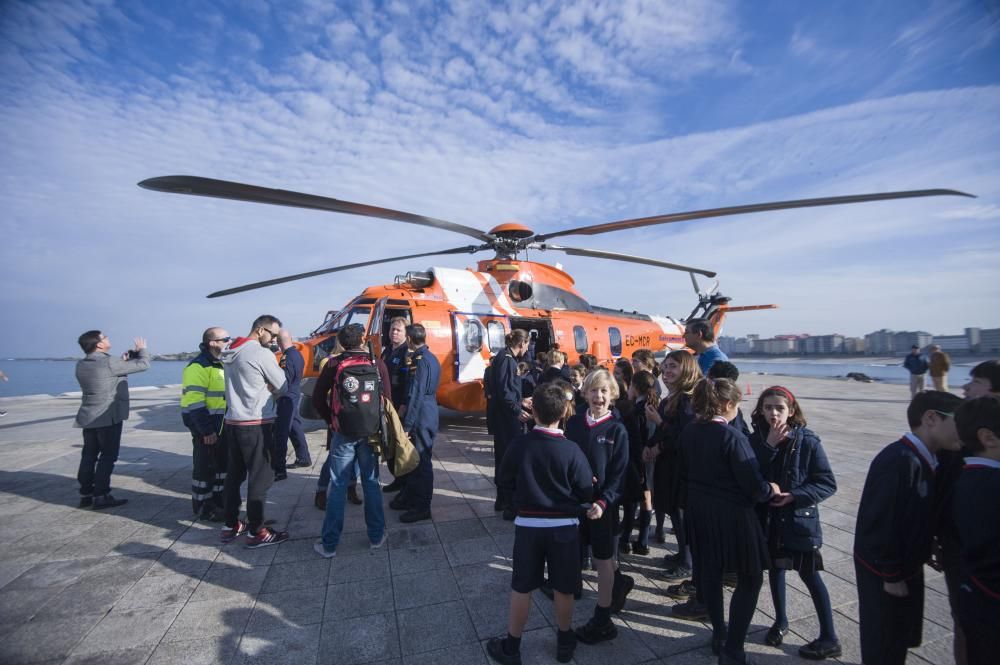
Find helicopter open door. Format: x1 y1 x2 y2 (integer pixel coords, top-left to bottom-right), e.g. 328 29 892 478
451 312 509 383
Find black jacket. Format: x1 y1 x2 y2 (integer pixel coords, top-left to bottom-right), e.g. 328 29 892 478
486 348 523 437
854 437 936 583
565 413 629 510
751 425 837 552
499 429 595 519
681 419 774 508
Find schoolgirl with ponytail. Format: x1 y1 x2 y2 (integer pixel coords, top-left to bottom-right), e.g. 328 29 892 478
681 377 781 664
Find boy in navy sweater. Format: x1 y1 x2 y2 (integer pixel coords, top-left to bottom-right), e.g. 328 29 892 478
565 368 631 643
952 395 1000 665
489 381 595 665
854 390 963 665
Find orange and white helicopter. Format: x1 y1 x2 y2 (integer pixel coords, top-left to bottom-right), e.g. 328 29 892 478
140 176 970 412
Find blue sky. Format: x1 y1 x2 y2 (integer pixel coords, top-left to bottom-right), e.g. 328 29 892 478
1 0 998 357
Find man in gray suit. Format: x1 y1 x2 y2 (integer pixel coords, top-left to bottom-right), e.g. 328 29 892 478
75 330 150 509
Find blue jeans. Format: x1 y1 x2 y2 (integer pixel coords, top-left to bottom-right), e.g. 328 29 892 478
319 432 385 551
318 430 358 489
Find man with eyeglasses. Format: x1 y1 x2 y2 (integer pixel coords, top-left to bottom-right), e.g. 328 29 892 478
74 330 150 509
220 315 290 548
182 326 230 521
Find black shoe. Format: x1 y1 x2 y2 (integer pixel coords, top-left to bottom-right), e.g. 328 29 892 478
556 630 577 663
720 650 757 665
711 633 727 656
314 490 326 511
663 552 682 567
764 623 789 647
78 495 93 509
92 494 127 510
671 598 708 621
493 498 504 511
618 539 632 555
630 540 650 556
575 616 617 644
799 639 842 660
382 478 405 493
199 507 224 523
664 579 697 599
662 564 692 581
389 495 410 511
274 472 287 482
347 485 363 505
723 572 739 588
502 508 515 521
292 459 312 468
654 527 665 543
400 508 431 523
486 637 522 665
610 571 634 614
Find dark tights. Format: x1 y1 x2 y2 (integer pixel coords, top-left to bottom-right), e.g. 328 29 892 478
621 503 652 547
702 565 763 660
769 568 838 642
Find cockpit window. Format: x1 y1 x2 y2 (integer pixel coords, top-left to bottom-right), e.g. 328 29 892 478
319 305 372 334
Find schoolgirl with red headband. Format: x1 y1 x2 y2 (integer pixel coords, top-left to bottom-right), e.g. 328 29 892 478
749 386 840 660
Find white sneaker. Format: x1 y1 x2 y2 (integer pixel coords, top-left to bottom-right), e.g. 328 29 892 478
313 541 336 558
370 533 387 550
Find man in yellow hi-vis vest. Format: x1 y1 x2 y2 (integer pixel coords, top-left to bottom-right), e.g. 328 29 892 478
182 327 229 521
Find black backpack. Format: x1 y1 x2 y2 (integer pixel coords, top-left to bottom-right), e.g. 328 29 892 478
331 354 382 438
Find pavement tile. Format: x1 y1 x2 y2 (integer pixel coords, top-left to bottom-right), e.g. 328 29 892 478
115 571 200 610
387 523 439 550
329 549 390 584
325 576 394 620
3 556 101 591
163 597 255 642
317 611 399 665
429 503 478 522
400 641 490 665
63 645 157 665
397 599 477 655
190 564 270 603
433 518 488 543
235 622 321 665
572 620 658 665
443 535 502 567
388 543 450 576
146 545 219 577
72 603 184 655
0 585 64 623
147 635 239 665
261 558 331 593
393 568 460 610
4 612 105 665
248 585 327 631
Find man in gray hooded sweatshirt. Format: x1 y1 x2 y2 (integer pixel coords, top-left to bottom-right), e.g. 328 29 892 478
220 314 289 548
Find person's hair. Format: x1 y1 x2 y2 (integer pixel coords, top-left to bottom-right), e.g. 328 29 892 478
389 316 407 329
906 390 963 429
536 351 549 368
571 364 587 378
632 370 658 406
549 350 565 366
692 377 743 421
955 395 1000 454
533 381 575 426
970 360 1000 392
337 323 365 350
78 330 103 354
582 368 620 400
614 358 634 387
516 361 530 376
663 349 703 416
686 319 714 342
632 349 656 371
251 314 281 332
708 360 740 382
751 385 807 429
406 323 426 346
506 329 529 348
579 353 597 370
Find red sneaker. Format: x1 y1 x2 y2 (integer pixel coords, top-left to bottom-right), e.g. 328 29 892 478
246 527 289 549
221 519 247 543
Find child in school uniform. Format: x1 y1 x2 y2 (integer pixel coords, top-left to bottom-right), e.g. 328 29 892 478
565 369 632 640
853 390 963 665
749 386 840 660
620 370 658 556
489 382 596 665
951 395 1000 665
681 377 780 664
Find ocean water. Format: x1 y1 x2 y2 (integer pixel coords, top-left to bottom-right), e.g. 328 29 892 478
0 359 186 398
0 356 981 399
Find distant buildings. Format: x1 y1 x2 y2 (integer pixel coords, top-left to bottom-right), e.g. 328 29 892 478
718 326 999 356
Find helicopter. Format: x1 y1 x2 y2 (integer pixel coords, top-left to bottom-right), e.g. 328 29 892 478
139 175 971 413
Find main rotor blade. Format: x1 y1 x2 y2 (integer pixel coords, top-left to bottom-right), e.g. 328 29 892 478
533 243 717 278
207 245 484 298
533 188 975 242
139 175 493 242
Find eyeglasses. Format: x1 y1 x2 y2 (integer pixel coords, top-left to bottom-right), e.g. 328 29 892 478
933 410 954 419
211 337 231 343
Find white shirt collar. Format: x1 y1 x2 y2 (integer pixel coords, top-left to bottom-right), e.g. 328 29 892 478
904 432 938 471
586 411 612 426
964 456 1000 470
535 425 564 436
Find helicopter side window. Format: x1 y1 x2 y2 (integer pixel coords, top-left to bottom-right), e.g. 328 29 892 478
486 320 505 352
465 319 484 352
573 326 588 354
608 327 622 357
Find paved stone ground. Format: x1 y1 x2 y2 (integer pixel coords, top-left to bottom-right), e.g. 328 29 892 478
0 375 956 665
